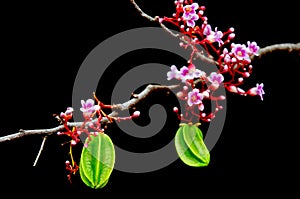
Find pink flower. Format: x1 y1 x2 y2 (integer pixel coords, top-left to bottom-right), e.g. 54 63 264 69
65 107 74 115
208 72 224 84
80 99 100 117
203 24 212 36
182 3 199 28
207 72 224 90
187 89 204 106
186 14 199 28
247 41 260 56
179 65 205 82
231 44 250 61
203 25 224 46
247 83 265 101
183 3 199 19
60 107 74 120
167 65 180 80
256 83 265 100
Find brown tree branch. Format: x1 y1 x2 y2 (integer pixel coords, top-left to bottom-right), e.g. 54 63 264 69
0 84 178 143
255 43 300 59
130 0 178 38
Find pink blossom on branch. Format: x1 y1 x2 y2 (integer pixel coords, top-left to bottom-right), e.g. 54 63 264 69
247 41 260 56
179 64 205 82
167 65 180 80
162 0 265 123
247 83 265 101
182 3 199 27
203 24 224 46
231 43 251 62
207 72 224 90
187 88 204 107
60 107 74 120
80 99 100 117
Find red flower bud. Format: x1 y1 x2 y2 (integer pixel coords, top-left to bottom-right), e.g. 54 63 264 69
227 85 238 93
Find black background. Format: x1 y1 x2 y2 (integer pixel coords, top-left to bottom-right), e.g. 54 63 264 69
0 0 299 197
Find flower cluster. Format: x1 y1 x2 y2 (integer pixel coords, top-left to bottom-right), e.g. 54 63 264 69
56 96 140 182
163 0 265 123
